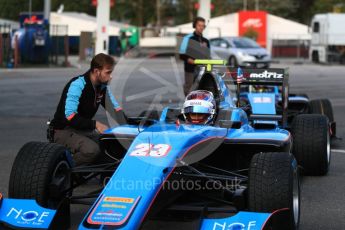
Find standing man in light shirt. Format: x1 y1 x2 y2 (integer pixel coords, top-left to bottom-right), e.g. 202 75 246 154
179 16 210 96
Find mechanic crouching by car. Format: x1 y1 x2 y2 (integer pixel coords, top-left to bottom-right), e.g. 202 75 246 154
179 17 210 96
49 53 127 166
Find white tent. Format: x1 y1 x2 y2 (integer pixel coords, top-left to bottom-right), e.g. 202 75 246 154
267 14 311 40
169 12 311 53
50 12 127 36
167 13 238 38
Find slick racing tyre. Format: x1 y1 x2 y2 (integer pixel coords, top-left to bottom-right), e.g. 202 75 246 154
291 114 330 176
309 99 334 122
309 99 336 136
9 142 73 208
249 152 300 230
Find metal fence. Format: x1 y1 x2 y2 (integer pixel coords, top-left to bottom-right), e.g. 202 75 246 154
271 39 310 59
269 34 311 62
0 23 71 68
50 24 69 66
0 24 12 67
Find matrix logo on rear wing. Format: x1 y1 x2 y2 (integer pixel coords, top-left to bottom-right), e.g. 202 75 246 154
250 70 283 79
225 68 289 86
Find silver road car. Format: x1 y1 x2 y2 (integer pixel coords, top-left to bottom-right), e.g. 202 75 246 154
210 36 271 68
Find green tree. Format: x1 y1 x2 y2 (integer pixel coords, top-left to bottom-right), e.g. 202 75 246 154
51 0 95 16
312 0 345 15
289 0 316 24
212 0 239 17
110 0 157 26
0 0 43 21
290 0 345 24
2 0 345 27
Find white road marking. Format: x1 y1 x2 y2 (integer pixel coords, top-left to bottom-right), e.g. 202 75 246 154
331 149 345 153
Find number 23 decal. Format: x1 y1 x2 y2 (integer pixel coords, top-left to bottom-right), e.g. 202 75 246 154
129 143 171 157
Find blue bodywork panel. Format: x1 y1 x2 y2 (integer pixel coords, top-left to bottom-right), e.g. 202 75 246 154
248 93 276 115
248 93 278 126
80 124 229 229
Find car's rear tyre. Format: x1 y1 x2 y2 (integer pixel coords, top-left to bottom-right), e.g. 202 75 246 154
309 99 334 122
291 114 330 176
228 56 238 67
9 142 72 208
249 152 300 229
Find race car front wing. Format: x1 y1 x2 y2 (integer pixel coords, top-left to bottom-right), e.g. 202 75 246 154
0 194 69 230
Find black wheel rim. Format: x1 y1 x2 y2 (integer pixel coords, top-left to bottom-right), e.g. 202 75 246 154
48 160 71 207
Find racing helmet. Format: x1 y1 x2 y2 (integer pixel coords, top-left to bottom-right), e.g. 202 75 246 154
182 90 216 124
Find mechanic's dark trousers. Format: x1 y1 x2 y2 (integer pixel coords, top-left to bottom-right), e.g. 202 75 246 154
54 127 101 166
184 72 195 96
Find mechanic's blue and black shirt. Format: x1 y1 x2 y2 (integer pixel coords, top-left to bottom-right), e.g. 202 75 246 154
51 70 122 130
179 32 210 73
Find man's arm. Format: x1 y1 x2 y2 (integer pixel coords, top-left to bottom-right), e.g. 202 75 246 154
65 77 96 130
179 34 194 64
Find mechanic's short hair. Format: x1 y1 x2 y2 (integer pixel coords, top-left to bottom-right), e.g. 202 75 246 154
193 16 206 28
90 53 115 71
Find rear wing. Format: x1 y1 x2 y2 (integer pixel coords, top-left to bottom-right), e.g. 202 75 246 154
193 60 288 86
193 60 289 127
225 68 290 128
224 68 289 86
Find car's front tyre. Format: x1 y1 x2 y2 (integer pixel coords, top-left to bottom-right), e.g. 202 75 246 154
8 142 73 208
249 152 300 230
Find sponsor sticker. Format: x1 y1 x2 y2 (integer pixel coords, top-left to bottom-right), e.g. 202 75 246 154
250 70 283 79
101 204 127 209
253 97 272 103
87 195 141 226
190 101 202 105
103 197 134 203
0 199 55 229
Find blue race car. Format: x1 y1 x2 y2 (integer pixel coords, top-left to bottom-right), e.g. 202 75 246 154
1 60 331 230
236 70 336 137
